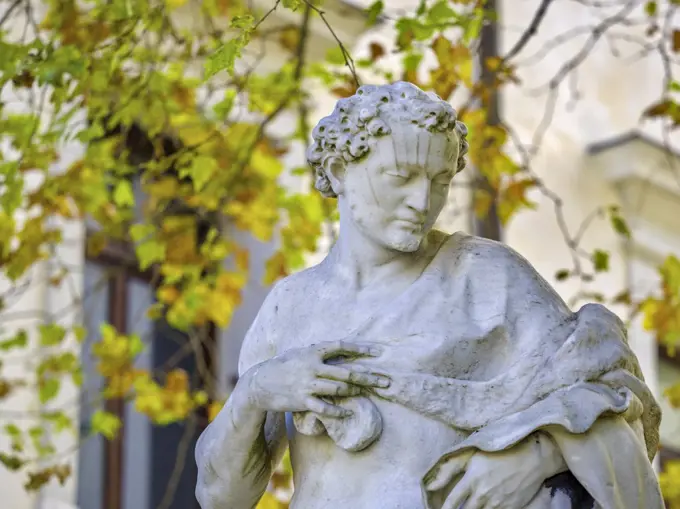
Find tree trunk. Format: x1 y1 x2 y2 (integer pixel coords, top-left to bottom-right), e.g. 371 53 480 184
471 0 502 242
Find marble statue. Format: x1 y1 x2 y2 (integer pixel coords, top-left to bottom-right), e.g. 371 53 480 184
195 81 664 509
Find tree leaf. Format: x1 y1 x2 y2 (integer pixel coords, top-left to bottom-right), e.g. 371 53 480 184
39 379 60 404
645 1 657 16
205 35 248 78
136 239 166 270
555 269 570 281
91 410 121 440
38 324 66 347
326 46 346 65
0 330 28 351
113 180 135 207
282 0 302 10
369 42 386 62
427 0 458 23
0 453 24 471
610 214 631 238
365 0 384 26
593 249 610 272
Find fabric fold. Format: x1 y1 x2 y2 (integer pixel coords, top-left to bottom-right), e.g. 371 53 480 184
288 232 663 508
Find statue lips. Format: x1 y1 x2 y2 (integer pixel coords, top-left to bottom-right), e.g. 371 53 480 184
395 217 425 231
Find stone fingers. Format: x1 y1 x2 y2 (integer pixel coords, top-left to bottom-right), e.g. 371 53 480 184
308 380 362 398
317 365 391 388
315 341 383 360
304 397 353 418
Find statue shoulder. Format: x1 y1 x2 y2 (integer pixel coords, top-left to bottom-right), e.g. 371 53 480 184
237 264 328 375
448 231 534 273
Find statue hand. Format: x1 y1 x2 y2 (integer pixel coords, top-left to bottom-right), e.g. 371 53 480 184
245 341 391 418
434 434 562 509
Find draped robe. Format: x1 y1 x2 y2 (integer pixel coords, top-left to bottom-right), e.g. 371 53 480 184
291 232 663 508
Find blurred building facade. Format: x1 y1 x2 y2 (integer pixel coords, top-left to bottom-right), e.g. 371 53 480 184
1 1 680 509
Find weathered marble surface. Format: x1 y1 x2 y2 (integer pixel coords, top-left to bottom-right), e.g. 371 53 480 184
195 82 664 509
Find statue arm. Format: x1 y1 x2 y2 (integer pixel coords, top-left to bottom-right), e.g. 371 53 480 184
195 300 287 509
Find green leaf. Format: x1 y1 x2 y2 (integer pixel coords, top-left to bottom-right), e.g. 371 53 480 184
230 14 255 30
427 1 457 23
136 239 166 270
0 330 28 351
205 35 248 78
463 9 485 44
593 249 610 272
610 214 631 238
555 269 570 281
128 334 145 357
5 424 21 439
43 411 73 433
39 379 60 404
0 453 24 471
38 324 66 347
91 410 122 440
326 46 346 66
365 0 384 26
130 223 155 242
73 326 87 343
645 1 657 16
661 255 680 292
186 155 218 191
213 88 237 119
403 52 423 72
282 0 302 10
113 180 135 207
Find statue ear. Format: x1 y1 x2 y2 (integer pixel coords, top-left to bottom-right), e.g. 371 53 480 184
324 155 346 196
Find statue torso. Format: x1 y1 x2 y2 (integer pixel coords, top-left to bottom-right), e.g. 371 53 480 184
265 235 480 509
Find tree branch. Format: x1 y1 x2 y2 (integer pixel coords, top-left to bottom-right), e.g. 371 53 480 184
501 0 555 63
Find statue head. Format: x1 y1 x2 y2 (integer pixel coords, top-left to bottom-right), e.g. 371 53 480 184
306 81 468 253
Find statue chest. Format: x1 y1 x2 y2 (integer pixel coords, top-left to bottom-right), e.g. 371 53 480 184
274 295 512 381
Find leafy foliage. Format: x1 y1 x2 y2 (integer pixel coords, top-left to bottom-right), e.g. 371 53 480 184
1 0 680 505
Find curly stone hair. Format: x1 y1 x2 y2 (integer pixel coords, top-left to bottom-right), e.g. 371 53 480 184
306 81 469 198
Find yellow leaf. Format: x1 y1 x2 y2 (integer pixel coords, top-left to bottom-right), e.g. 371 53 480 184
264 252 288 285
193 391 208 406
207 401 224 422
641 299 659 331
165 0 188 9
205 289 239 328
278 25 300 52
91 410 121 439
157 285 180 304
145 177 179 200
113 180 135 207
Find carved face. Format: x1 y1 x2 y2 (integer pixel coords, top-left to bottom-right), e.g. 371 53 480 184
338 126 460 252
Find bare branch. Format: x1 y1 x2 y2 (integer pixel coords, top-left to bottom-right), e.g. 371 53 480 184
156 414 197 509
501 0 555 63
302 0 360 87
0 0 21 28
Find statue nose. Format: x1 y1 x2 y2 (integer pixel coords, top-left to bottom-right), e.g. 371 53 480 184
405 179 431 217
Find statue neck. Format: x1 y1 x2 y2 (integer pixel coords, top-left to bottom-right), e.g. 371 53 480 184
327 199 431 291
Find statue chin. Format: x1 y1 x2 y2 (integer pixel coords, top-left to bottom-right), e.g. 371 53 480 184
371 225 427 253
385 234 425 253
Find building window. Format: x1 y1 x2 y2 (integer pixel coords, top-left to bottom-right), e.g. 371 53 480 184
77 122 215 509
78 237 213 509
